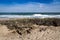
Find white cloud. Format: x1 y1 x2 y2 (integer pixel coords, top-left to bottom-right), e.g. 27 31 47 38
0 2 60 12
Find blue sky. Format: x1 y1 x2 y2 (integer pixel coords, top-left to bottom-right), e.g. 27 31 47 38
0 0 60 12
0 0 53 4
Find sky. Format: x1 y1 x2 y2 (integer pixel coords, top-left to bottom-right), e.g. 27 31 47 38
0 0 60 12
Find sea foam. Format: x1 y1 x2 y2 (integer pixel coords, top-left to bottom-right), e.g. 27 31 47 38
0 14 60 18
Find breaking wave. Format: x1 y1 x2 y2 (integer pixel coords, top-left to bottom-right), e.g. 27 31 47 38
0 14 60 18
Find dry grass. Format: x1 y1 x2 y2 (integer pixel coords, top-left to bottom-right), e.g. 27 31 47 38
0 18 60 40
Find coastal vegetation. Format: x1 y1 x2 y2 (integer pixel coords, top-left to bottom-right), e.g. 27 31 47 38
0 18 60 34
0 18 60 26
0 18 60 40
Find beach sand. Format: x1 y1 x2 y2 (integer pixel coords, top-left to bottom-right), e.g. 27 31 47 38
0 18 60 40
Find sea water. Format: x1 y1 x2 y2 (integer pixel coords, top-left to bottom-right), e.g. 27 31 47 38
0 13 60 18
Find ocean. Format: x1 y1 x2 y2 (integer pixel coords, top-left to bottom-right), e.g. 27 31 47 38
0 13 60 18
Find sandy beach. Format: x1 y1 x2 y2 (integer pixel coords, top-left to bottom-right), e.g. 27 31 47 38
0 18 60 40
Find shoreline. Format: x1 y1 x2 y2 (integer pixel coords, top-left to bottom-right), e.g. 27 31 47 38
0 14 60 18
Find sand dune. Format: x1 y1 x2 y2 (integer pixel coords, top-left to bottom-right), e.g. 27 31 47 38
0 18 60 40
0 24 60 40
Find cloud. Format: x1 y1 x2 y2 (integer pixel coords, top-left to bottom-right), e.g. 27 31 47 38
0 1 60 12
